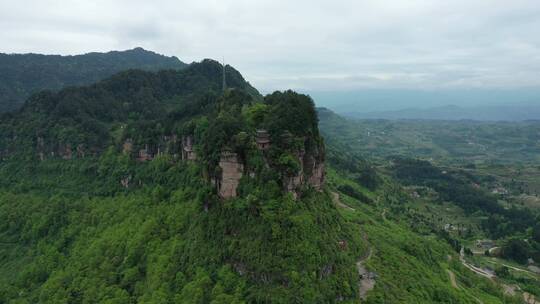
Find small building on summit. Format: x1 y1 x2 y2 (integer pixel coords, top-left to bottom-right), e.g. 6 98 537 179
255 129 270 150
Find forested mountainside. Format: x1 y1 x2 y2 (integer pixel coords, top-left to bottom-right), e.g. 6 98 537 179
0 60 360 303
319 107 540 303
0 47 186 112
0 60 527 303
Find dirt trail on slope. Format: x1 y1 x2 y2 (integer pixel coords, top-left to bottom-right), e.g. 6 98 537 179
331 191 375 301
524 292 540 304
332 192 355 211
486 260 539 278
447 269 458 288
381 209 387 221
446 265 484 304
357 247 374 301
356 227 376 302
460 248 495 280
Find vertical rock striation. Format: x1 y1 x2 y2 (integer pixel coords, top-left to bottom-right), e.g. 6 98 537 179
217 151 244 198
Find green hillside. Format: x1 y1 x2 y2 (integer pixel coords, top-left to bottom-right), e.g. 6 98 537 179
0 48 187 113
0 61 528 303
318 107 540 303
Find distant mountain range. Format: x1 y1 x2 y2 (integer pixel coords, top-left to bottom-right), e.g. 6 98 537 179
0 47 186 112
344 103 540 121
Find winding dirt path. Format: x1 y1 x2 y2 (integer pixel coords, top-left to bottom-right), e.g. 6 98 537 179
357 246 374 301
356 226 375 302
523 292 540 304
447 269 458 288
460 248 495 280
331 191 375 301
332 192 355 211
486 260 538 278
446 264 484 304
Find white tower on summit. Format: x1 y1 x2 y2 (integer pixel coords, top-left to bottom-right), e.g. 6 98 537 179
222 57 226 92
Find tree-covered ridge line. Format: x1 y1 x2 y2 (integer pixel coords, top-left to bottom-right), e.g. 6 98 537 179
0 47 187 113
0 57 324 200
0 56 363 302
0 59 259 159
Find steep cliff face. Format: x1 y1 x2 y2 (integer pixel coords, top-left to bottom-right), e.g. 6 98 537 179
304 146 325 191
181 135 197 161
213 130 325 199
281 141 325 198
217 151 244 198
212 129 325 199
308 161 325 190
0 60 323 201
34 137 88 161
0 58 260 162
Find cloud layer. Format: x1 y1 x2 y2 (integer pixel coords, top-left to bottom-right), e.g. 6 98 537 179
1 0 539 93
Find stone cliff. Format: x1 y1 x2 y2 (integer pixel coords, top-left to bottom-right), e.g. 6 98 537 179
29 127 325 200
214 129 325 199
216 151 244 198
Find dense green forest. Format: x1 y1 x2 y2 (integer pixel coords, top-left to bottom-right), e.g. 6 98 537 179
0 59 361 303
318 108 540 302
0 48 186 113
0 58 532 303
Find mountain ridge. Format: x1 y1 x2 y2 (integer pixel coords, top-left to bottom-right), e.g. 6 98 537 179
0 47 187 112
0 52 530 303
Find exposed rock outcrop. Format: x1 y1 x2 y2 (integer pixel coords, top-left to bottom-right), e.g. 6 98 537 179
217 151 244 198
137 144 153 161
76 144 85 158
60 144 72 160
307 158 325 191
122 139 133 154
282 142 325 198
182 135 197 161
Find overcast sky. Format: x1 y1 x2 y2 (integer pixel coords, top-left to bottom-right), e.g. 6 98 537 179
1 0 540 94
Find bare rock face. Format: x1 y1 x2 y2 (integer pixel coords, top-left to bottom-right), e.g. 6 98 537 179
137 144 153 161
120 175 131 188
34 137 86 160
37 137 45 161
76 144 85 158
308 162 325 190
284 174 304 199
182 135 197 161
163 134 179 158
218 151 244 198
123 139 133 154
304 151 325 191
58 143 72 160
282 145 325 198
63 144 73 160
283 149 306 198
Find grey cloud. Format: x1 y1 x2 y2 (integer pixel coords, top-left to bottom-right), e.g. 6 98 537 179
0 0 539 93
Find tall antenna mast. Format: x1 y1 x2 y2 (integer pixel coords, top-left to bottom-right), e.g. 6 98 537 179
222 57 226 92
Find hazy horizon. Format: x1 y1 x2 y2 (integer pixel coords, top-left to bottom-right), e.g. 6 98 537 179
2 0 540 111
